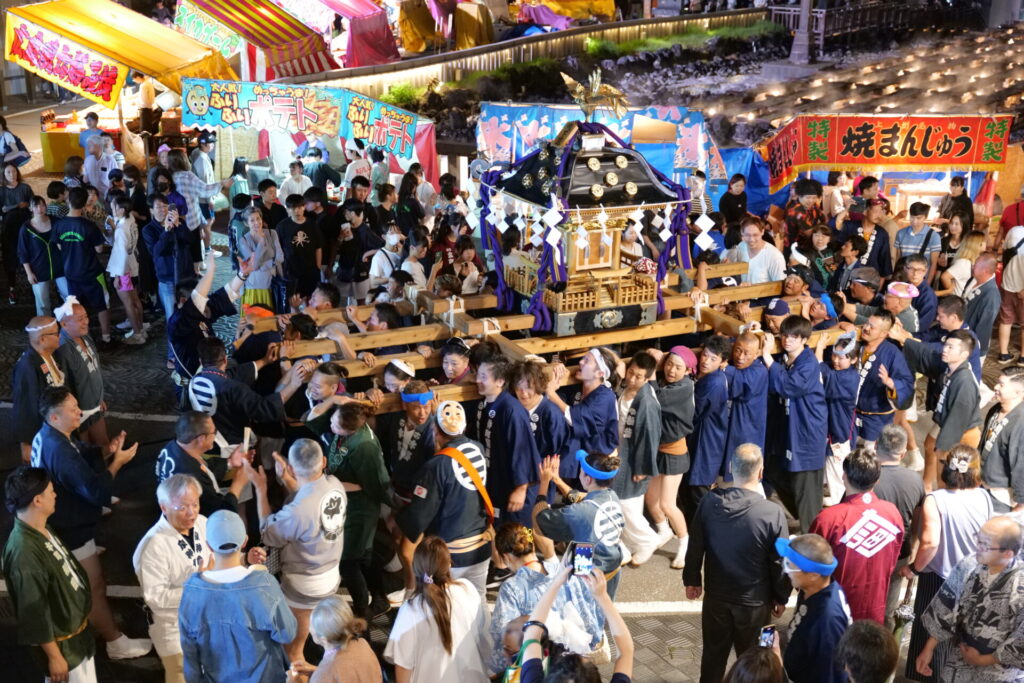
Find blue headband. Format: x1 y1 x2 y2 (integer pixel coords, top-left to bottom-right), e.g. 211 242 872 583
576 449 618 480
775 538 838 576
401 391 434 405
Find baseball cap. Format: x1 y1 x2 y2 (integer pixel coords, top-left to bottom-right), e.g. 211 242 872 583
832 330 858 357
107 168 124 181
784 265 813 286
157 143 171 154
668 345 698 374
850 267 881 291
765 298 790 317
206 510 247 554
197 130 217 145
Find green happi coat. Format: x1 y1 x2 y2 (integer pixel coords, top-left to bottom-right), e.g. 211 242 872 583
2 519 95 671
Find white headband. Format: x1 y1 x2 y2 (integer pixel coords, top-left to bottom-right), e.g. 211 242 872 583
54 295 80 322
589 348 611 386
24 319 57 333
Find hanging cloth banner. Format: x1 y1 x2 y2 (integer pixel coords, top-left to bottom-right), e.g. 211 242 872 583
181 78 419 159
174 0 244 58
764 113 1014 194
5 14 129 106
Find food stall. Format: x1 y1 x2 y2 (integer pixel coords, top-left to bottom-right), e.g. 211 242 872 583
5 0 234 172
184 0 339 78
180 77 439 188
762 113 1015 220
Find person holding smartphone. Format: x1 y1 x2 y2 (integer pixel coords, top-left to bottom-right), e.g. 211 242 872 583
516 563 634 683
533 450 626 598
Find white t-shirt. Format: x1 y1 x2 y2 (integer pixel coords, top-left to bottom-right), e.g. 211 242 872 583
343 158 372 187
279 175 312 202
370 248 402 281
737 241 786 284
402 258 427 287
384 579 490 683
1003 226 1024 293
946 257 973 297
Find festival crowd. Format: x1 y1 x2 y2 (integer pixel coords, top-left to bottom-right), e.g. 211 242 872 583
5 126 1024 683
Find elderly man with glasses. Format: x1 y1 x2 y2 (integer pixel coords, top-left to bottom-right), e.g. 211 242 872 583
916 516 1024 681
133 475 210 683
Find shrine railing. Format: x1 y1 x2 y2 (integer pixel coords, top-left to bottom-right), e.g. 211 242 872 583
770 1 926 49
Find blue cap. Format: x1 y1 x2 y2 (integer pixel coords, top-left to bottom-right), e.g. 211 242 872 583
765 298 790 317
206 510 247 554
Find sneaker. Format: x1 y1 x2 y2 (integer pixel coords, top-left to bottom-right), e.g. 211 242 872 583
999 353 1017 365
123 333 146 345
387 588 407 608
7 288 15 305
106 634 152 660
630 540 659 566
670 536 689 569
486 566 513 589
116 320 132 330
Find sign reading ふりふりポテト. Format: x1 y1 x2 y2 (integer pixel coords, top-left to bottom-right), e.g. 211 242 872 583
766 114 1014 193
4 14 130 107
181 78 418 159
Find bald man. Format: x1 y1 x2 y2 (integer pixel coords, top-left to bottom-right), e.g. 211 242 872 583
12 317 67 463
962 252 999 355
917 516 1024 680
54 298 108 446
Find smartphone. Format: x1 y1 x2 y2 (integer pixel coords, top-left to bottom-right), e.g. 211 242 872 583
242 426 252 455
572 543 594 576
758 625 776 648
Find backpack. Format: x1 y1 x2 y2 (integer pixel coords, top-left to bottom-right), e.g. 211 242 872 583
1 131 30 167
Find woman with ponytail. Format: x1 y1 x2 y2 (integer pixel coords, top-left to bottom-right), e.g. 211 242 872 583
384 536 489 682
487 523 603 676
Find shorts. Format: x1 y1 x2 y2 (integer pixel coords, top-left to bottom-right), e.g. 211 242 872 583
199 201 214 222
999 288 1024 325
72 539 98 561
115 274 134 292
67 275 108 313
280 571 340 610
657 450 690 476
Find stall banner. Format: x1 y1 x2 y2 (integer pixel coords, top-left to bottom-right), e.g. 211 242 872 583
175 0 244 58
766 114 1014 193
476 103 725 181
5 14 130 107
181 78 419 159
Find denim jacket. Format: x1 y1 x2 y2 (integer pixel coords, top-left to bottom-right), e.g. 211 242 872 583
178 568 297 682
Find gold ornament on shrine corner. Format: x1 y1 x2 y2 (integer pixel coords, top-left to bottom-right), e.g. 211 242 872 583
604 171 619 186
624 181 638 197
521 173 534 189
590 184 605 199
561 70 630 121
587 157 602 172
615 155 628 169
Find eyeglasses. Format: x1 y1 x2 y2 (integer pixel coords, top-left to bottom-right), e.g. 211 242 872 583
976 534 1007 552
171 503 199 513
